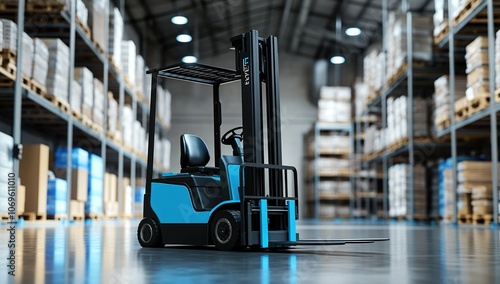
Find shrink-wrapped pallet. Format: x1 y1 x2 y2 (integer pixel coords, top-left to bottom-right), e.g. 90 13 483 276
70 80 82 114
74 67 94 118
107 93 118 136
83 0 106 51
136 55 145 97
92 78 105 126
432 75 467 130
21 33 34 79
43 38 70 102
317 86 352 124
32 38 49 87
109 7 123 69
0 19 16 52
121 40 136 84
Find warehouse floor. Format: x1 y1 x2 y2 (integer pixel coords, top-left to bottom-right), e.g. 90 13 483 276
1 220 499 283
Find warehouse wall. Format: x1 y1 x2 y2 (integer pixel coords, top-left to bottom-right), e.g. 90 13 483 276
166 51 317 216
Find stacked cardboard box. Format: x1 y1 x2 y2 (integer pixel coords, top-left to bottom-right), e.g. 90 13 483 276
433 0 448 38
465 37 489 100
387 12 433 81
104 172 118 218
318 181 351 197
121 40 136 84
433 75 467 130
363 125 384 155
121 105 133 148
1 19 17 52
458 161 500 215
70 80 82 115
107 92 119 138
74 67 93 119
19 144 49 216
86 154 104 215
46 178 68 216
54 147 89 214
363 49 384 98
136 55 145 97
386 96 429 146
43 39 70 102
388 164 426 217
108 7 123 70
317 86 351 124
156 85 172 128
21 33 34 79
121 177 133 217
0 131 14 216
32 38 49 88
83 0 106 51
92 78 105 127
134 186 145 218
308 133 350 155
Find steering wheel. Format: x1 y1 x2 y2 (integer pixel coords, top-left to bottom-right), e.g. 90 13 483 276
221 126 243 145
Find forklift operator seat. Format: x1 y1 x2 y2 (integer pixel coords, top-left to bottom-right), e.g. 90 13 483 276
180 134 219 175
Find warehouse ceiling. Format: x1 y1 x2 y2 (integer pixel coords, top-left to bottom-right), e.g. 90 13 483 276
122 0 434 63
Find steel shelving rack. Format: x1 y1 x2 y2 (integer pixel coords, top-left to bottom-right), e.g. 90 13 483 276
1 0 168 218
434 0 499 225
304 122 354 219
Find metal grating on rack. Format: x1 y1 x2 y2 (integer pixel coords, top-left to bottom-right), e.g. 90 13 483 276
150 63 240 85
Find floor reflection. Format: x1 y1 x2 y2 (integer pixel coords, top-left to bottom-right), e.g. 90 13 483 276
0 220 498 283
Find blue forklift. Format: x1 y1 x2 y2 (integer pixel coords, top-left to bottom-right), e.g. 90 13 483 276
138 30 388 250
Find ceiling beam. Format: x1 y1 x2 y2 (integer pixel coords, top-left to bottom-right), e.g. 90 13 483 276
289 0 313 52
313 0 345 59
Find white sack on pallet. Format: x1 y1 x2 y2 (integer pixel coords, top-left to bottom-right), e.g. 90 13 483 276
74 67 94 117
42 38 70 102
107 94 118 134
71 80 82 114
121 40 136 83
32 38 49 86
109 7 123 69
136 55 145 96
0 19 16 52
83 0 106 50
21 33 34 79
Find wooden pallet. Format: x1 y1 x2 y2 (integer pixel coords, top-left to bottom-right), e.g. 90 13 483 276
0 2 19 13
93 40 105 55
495 88 500 102
75 17 91 39
433 22 449 45
69 215 84 221
457 213 472 224
136 90 144 102
81 115 93 128
47 214 68 221
85 213 103 220
30 80 47 97
453 0 500 26
43 94 70 113
20 212 47 221
386 61 427 87
71 109 82 121
436 118 451 130
91 122 104 134
471 214 497 225
0 213 11 221
108 56 121 72
26 2 66 13
123 76 134 91
455 100 470 121
467 94 490 116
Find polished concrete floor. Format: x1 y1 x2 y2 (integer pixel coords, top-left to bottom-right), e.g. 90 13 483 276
0 219 499 283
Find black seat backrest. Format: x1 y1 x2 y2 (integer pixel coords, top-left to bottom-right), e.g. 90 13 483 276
180 134 210 168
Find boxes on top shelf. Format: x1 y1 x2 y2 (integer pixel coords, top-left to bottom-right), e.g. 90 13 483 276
109 7 123 70
21 32 34 79
317 86 352 124
74 67 94 119
83 0 106 52
43 38 70 102
136 55 145 97
121 40 137 85
32 38 49 88
1 19 17 52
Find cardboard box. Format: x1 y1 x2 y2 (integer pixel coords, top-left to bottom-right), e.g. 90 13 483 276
56 169 88 202
19 144 49 215
104 172 118 202
17 185 25 215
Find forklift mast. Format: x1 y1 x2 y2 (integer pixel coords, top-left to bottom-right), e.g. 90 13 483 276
231 30 284 199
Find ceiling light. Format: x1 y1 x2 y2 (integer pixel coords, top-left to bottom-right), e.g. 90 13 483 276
171 15 188 25
176 34 192 43
182 56 197 63
345 27 361 36
330 56 345 64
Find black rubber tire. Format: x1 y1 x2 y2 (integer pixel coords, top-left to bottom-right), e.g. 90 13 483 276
137 218 163 247
211 210 241 251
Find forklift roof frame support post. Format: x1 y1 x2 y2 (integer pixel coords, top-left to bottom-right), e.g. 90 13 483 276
213 84 221 167
146 71 158 195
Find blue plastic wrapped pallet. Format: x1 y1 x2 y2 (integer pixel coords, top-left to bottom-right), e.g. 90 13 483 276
47 178 68 215
55 147 89 169
85 176 104 214
88 154 104 179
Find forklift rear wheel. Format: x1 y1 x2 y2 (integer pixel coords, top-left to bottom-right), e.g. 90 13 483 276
138 218 163 247
211 210 241 250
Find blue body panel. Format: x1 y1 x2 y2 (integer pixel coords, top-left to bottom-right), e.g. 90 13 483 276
227 164 240 200
260 199 269 248
150 181 240 224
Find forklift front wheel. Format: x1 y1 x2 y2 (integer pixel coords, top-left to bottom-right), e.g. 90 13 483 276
137 218 163 247
211 210 241 250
